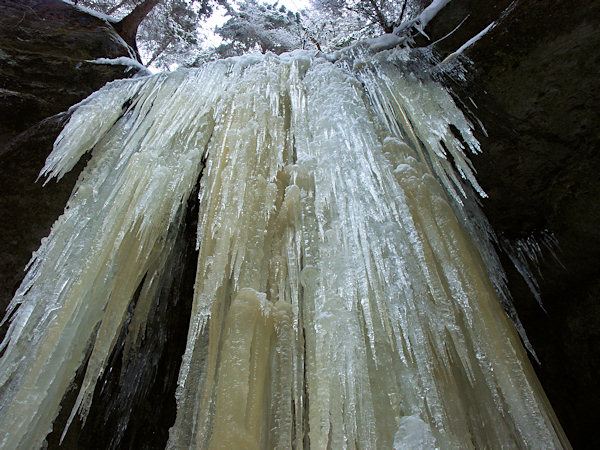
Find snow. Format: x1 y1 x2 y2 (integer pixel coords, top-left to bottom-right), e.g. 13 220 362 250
315 0 455 57
418 0 453 29
61 0 118 23
0 50 568 449
367 33 405 52
264 0 310 12
108 28 139 61
86 57 152 76
393 0 452 38
441 21 495 64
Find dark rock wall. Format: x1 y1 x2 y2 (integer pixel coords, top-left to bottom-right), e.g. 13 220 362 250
0 0 133 136
0 0 138 316
425 1 600 447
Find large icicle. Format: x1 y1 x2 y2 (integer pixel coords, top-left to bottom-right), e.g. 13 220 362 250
0 67 220 448
0 49 569 449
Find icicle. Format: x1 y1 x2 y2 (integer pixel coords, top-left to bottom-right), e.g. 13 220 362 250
0 49 569 450
501 230 564 311
353 46 542 360
0 66 220 448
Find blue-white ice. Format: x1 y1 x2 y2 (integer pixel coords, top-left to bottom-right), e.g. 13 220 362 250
0 49 568 449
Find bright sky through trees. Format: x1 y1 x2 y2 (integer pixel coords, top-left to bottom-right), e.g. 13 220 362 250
75 0 430 71
196 0 310 65
203 0 310 44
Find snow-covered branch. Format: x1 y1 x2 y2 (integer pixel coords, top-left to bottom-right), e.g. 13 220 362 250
393 0 452 39
440 21 495 64
86 57 152 76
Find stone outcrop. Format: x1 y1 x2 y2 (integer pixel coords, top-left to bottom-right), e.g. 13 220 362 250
0 3 179 447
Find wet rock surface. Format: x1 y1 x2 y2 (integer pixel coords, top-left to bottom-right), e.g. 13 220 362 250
0 0 135 137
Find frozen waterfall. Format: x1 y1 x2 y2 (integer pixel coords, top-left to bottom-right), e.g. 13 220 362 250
0 48 569 448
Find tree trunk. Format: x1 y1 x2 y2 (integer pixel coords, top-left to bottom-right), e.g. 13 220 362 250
397 0 408 27
114 0 160 56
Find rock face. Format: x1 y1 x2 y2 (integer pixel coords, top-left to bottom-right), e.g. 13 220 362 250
0 0 598 447
0 0 137 138
0 0 139 315
424 1 600 446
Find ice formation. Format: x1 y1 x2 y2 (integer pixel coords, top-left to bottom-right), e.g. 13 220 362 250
0 48 569 449
501 230 564 312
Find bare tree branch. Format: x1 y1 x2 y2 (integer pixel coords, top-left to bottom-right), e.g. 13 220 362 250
367 0 392 32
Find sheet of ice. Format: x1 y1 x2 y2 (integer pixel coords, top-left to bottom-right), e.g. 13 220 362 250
0 49 569 449
0 67 222 448
365 46 540 360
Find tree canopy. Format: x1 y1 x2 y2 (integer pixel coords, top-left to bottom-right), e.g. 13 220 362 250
215 1 305 55
76 0 223 67
74 0 431 69
312 0 427 34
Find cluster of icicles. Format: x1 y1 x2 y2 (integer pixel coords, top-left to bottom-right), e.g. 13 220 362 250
0 48 568 448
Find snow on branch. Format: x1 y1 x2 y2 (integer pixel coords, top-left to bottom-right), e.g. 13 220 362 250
86 57 152 76
362 0 452 52
61 0 119 23
440 22 495 64
393 0 452 39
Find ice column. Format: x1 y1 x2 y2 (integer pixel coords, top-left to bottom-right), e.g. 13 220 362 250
0 51 569 449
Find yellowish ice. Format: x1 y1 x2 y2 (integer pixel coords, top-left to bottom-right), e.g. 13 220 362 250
0 48 569 449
